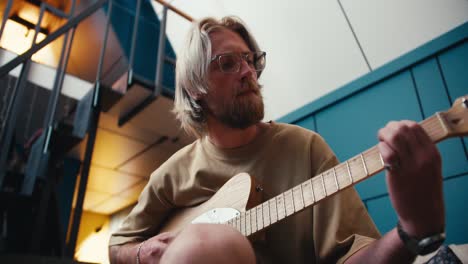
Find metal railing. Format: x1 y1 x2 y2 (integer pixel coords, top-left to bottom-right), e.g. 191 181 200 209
0 0 192 257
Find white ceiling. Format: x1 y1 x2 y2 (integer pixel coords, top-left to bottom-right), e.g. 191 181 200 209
152 0 468 121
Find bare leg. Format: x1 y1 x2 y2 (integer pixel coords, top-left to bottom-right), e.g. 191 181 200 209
160 224 256 264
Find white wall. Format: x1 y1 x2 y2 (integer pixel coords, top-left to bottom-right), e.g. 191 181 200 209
152 0 468 121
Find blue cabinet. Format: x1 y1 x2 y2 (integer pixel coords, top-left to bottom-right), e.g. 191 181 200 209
412 58 468 177
315 71 422 199
438 41 468 156
284 22 468 241
366 173 468 244
294 115 316 131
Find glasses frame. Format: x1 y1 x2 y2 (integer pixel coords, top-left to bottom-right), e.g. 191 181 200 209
210 51 266 74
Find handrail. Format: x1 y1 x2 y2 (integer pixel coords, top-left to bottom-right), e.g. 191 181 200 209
0 0 13 40
0 0 108 77
0 0 192 77
153 0 193 22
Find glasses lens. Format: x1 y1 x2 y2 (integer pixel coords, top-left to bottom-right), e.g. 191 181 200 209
254 52 266 71
219 54 239 73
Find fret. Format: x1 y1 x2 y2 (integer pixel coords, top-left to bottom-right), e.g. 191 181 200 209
320 174 327 196
240 212 245 235
360 153 368 177
358 147 383 176
236 215 241 232
379 152 385 167
245 210 251 236
302 180 315 206
292 185 304 211
276 194 286 220
436 112 449 135
256 206 264 230
346 160 353 183
312 177 325 200
284 190 295 216
269 199 278 224
333 167 339 190
251 208 257 233
263 202 270 227
323 170 338 193
334 165 348 187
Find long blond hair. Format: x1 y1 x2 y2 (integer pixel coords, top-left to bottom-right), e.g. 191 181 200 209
173 16 262 138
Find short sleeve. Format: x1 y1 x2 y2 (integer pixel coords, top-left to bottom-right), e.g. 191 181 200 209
109 169 174 246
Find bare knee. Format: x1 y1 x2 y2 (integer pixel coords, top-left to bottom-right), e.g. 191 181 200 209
160 224 256 264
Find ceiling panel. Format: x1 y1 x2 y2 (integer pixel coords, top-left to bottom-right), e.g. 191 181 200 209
120 94 182 137
82 190 112 211
118 139 183 177
99 112 158 144
90 196 136 215
91 128 148 168
87 165 143 195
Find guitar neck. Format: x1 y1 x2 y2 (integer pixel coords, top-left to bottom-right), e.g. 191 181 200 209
226 113 451 237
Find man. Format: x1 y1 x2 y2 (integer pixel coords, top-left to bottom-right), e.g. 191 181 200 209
109 16 445 263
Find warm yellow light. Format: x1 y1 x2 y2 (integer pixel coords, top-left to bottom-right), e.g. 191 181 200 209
0 19 56 66
75 220 111 264
18 8 40 27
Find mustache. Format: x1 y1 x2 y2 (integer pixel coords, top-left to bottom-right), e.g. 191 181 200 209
238 78 261 95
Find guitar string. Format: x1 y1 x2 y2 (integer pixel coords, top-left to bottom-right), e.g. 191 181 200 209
233 114 446 235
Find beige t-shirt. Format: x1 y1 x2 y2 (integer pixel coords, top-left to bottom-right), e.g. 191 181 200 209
110 122 381 263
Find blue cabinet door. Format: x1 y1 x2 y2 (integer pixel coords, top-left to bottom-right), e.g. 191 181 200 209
367 173 468 244
315 71 422 200
438 41 468 157
412 58 468 177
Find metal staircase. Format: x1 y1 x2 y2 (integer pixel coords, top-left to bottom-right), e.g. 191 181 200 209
0 0 191 260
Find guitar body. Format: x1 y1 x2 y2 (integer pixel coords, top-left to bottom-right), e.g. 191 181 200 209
159 173 262 234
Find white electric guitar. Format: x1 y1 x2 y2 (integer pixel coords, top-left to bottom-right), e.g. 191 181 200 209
160 95 468 238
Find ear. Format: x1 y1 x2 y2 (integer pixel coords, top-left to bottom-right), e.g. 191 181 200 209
186 88 202 101
184 86 207 101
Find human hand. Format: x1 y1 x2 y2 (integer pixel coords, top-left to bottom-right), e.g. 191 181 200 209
138 232 177 264
377 120 444 238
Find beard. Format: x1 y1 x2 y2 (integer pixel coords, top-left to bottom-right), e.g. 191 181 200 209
215 78 265 129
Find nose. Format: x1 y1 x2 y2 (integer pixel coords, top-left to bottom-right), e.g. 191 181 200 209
239 59 256 79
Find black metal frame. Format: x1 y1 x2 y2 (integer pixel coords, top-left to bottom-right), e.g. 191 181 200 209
0 0 107 257
0 0 13 40
0 0 107 77
0 0 180 258
118 6 169 126
0 0 78 193
66 0 114 256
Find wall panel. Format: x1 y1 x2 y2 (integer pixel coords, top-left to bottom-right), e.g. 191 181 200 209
279 22 468 240
438 41 468 156
412 58 468 177
315 71 422 199
294 115 316 132
443 174 468 244
366 174 468 244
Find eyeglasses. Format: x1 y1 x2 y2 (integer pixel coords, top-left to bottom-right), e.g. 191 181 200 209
210 51 266 74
